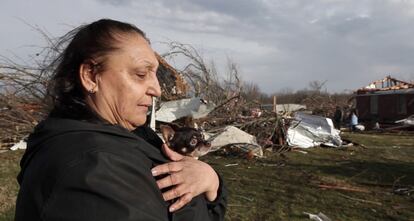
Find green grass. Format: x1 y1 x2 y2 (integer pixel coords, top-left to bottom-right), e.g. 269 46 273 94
1 132 413 221
0 210 14 221
0 150 22 221
203 132 414 221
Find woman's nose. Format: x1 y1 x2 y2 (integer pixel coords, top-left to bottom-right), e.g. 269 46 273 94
147 73 161 97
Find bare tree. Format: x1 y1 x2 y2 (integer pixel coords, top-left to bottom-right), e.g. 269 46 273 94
308 80 327 94
0 25 66 145
161 42 243 106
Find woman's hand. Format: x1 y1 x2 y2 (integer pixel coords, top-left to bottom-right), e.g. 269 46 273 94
151 144 219 212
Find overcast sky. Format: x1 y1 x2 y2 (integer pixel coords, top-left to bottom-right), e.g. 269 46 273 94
1 0 414 94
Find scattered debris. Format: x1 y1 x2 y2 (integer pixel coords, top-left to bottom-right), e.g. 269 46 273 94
10 138 27 151
393 187 413 196
0 47 378 160
354 124 365 131
292 149 308 154
395 115 414 126
387 115 414 131
318 184 370 193
235 195 254 202
150 96 358 158
225 163 239 167
261 103 306 114
260 163 285 167
337 192 382 206
303 212 332 221
341 138 365 148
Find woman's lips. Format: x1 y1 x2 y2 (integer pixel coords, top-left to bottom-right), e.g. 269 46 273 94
137 104 149 111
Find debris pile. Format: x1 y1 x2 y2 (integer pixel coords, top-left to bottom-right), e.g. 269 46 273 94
0 94 44 150
0 81 353 157
151 95 350 159
0 45 359 156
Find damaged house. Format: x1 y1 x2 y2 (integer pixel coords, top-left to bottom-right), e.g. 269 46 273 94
155 53 189 101
355 76 414 123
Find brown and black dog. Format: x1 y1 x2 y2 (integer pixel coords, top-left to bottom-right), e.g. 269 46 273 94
160 124 211 158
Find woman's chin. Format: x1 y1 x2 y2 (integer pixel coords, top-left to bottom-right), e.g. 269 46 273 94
129 117 147 128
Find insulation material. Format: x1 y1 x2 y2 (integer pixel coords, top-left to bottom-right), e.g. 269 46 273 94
155 97 215 123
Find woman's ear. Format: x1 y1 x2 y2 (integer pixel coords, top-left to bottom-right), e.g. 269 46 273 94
79 61 98 93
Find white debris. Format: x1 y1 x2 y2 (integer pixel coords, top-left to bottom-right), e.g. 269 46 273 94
156 97 215 123
355 124 365 131
206 126 263 157
395 115 414 126
261 103 306 113
303 212 332 221
10 139 27 151
276 104 306 113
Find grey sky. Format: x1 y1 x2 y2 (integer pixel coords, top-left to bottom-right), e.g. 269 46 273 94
1 0 413 93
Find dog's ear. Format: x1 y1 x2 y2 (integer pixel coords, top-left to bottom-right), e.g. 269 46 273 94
160 125 175 142
183 116 195 128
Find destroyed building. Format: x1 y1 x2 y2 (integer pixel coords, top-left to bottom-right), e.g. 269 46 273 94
155 53 189 101
355 76 414 123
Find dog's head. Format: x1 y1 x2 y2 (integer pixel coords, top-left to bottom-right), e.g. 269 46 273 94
160 124 211 157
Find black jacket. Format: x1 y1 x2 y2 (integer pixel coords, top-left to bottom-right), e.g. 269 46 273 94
15 117 226 221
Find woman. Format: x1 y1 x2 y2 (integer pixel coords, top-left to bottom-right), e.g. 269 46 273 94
15 19 226 221
350 109 359 132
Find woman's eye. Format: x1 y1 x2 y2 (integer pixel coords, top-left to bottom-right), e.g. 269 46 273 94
136 72 147 78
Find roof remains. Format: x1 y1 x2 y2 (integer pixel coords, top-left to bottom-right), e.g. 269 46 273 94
357 75 414 94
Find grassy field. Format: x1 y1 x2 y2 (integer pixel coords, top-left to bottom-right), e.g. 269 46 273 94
0 149 21 221
1 132 413 221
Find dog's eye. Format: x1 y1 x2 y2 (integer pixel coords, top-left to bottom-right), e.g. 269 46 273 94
190 138 198 146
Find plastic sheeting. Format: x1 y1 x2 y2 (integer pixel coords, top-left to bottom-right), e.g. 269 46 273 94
155 97 215 123
287 112 342 148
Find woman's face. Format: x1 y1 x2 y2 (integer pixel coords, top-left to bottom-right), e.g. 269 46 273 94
89 33 161 130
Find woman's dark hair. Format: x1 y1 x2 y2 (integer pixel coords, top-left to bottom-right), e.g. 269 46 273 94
48 19 148 119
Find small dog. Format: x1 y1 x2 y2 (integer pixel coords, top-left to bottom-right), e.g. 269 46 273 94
160 124 211 158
